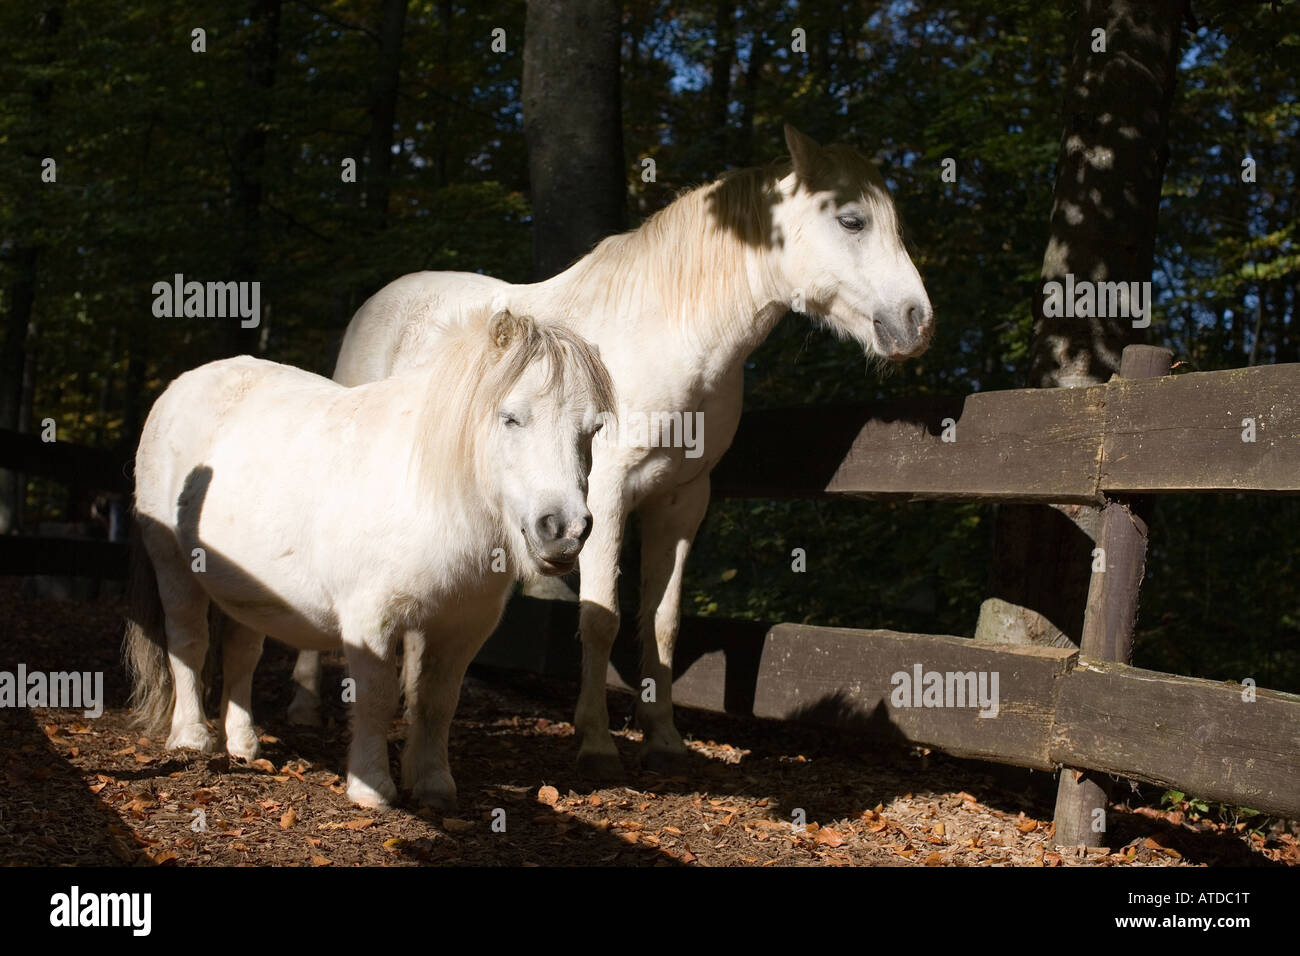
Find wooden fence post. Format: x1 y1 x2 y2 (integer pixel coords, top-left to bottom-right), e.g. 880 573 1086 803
1052 344 1172 848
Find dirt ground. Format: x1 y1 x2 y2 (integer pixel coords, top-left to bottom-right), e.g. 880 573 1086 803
1 581 1296 868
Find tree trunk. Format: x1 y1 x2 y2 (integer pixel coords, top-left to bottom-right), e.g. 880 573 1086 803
223 0 282 358
364 0 409 232
977 0 1185 649
523 0 626 279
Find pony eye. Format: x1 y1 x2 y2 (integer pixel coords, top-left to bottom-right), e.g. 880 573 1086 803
838 214 867 233
500 412 521 427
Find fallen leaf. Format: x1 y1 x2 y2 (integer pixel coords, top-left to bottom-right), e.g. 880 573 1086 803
924 852 943 866
537 785 560 806
1017 819 1039 834
442 818 473 833
310 855 332 867
933 822 946 838
318 818 374 831
280 809 298 829
816 828 845 848
249 758 276 773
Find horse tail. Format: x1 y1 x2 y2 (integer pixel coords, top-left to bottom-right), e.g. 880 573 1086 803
123 521 173 735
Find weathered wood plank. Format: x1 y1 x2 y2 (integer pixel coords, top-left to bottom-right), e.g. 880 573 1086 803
711 362 1300 502
0 537 127 578
752 624 1078 771
0 429 132 494
1101 363 1300 494
712 391 1107 503
1050 658 1300 818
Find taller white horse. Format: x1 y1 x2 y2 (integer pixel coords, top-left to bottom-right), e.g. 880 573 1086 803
125 310 615 808
290 125 934 778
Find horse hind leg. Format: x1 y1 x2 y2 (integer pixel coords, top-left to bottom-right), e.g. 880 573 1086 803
219 621 265 760
287 649 323 726
152 546 217 753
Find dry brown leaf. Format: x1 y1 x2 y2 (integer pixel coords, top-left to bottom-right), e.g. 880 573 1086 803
441 817 473 833
933 822 946 837
280 809 298 829
310 855 332 867
537 785 560 806
249 758 276 773
816 828 845 848
924 852 943 866
1017 819 1039 834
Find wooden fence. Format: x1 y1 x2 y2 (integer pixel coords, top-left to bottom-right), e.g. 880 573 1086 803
479 345 1300 843
4 344 1299 842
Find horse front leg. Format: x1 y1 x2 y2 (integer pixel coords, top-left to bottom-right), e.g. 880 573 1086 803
573 482 628 779
340 612 400 809
287 649 323 725
401 620 488 811
636 474 711 774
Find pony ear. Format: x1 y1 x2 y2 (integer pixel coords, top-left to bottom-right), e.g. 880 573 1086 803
784 124 822 180
488 309 527 350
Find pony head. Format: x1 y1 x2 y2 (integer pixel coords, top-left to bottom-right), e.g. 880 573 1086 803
419 309 616 578
770 124 933 361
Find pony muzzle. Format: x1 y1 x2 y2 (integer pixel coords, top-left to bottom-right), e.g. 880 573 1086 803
872 299 934 360
527 508 591 575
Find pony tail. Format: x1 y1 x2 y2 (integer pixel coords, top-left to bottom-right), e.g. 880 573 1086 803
122 520 173 735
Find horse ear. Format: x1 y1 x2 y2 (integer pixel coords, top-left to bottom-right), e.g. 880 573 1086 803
488 309 526 350
784 124 822 180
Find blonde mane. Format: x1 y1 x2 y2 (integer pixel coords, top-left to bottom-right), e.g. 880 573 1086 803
544 146 900 345
407 309 616 505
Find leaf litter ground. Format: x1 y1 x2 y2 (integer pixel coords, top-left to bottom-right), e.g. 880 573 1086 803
1 582 1295 867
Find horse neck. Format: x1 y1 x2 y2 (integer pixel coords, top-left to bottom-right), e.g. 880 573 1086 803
521 173 789 371
389 372 516 585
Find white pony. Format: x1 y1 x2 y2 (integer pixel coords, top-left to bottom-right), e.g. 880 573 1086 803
290 125 934 777
124 310 615 809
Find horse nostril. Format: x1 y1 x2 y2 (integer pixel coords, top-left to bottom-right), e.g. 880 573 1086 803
574 512 593 543
536 513 561 542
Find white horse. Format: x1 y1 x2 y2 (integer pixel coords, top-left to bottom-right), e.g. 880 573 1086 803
289 125 934 777
124 310 615 809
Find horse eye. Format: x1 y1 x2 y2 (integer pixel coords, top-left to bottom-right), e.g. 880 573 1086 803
500 412 521 427
838 214 866 233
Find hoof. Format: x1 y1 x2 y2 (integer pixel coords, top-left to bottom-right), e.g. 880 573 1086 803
346 773 398 810
167 724 217 753
638 745 689 776
576 748 624 781
225 729 261 762
412 783 458 813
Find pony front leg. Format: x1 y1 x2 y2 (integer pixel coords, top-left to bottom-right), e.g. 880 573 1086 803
219 622 265 760
340 614 401 809
401 622 486 810
636 475 711 773
573 489 628 779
